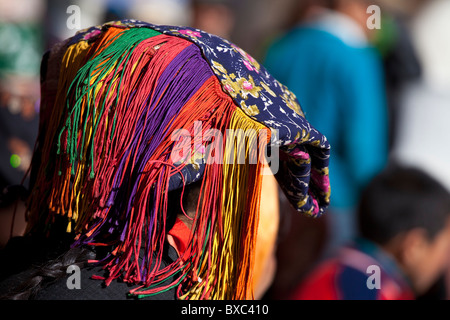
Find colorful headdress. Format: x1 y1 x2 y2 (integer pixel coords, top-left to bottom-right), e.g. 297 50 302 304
26 20 330 299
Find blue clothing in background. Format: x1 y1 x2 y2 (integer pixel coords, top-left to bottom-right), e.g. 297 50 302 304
264 14 388 210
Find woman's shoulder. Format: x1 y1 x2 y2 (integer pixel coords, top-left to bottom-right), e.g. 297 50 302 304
0 238 179 300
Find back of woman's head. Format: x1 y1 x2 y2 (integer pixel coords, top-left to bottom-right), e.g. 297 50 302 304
19 20 331 300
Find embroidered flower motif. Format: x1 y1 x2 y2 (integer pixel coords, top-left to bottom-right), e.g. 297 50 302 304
236 75 262 99
243 59 256 72
211 60 227 74
220 81 237 98
83 29 102 41
242 79 253 91
240 101 260 117
292 148 310 160
231 44 260 73
297 194 309 209
311 167 330 194
222 83 235 96
212 61 262 100
178 29 202 38
280 84 304 117
260 81 276 97
104 20 126 27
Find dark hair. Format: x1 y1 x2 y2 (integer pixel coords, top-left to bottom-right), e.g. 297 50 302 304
0 181 202 300
0 212 93 300
358 164 450 246
1 246 95 300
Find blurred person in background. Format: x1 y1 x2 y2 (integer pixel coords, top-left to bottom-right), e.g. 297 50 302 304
390 0 450 299
290 164 450 300
0 0 44 190
45 0 192 45
391 0 450 210
126 0 192 26
369 2 422 150
263 0 389 293
191 0 236 40
45 0 107 44
0 0 45 248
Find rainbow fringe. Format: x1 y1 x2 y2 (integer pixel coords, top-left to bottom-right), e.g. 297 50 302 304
27 26 270 299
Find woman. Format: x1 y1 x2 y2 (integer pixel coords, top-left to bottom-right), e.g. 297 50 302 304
0 20 331 300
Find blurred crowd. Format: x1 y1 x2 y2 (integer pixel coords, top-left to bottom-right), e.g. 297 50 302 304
1 0 450 300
